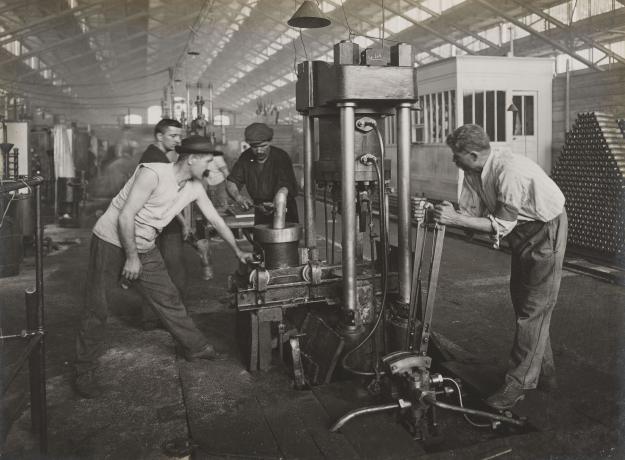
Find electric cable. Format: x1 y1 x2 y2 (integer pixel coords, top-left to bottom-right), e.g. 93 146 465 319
341 121 390 377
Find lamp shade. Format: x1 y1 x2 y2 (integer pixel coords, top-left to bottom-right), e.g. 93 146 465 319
507 103 519 113
287 1 331 28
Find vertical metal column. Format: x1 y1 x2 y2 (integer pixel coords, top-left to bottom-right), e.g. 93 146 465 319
339 103 357 325
303 114 316 252
34 183 47 454
397 103 412 305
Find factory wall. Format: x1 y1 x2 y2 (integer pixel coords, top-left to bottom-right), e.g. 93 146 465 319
552 63 625 163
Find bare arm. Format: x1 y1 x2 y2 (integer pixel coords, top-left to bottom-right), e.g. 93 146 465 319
118 167 158 280
226 180 253 209
195 189 252 263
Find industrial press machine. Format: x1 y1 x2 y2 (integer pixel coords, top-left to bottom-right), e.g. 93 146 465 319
230 40 524 440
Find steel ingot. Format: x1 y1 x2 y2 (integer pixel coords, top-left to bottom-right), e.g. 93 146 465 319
254 223 302 269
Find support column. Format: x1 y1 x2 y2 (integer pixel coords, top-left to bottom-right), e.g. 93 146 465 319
339 103 357 327
397 103 412 305
303 114 316 254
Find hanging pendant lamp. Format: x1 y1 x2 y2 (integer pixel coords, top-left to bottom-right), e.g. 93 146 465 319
287 1 331 28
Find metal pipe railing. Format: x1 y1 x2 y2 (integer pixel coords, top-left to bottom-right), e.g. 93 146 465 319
0 175 47 454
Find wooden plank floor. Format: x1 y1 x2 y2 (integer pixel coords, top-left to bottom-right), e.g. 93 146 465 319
181 311 423 459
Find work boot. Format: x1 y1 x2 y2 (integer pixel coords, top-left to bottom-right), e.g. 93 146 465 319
74 371 103 399
184 344 226 362
485 380 526 410
537 374 559 392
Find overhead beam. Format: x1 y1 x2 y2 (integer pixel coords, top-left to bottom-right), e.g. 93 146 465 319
0 0 113 41
0 10 150 66
401 0 504 52
359 0 475 55
473 0 602 71
509 0 625 65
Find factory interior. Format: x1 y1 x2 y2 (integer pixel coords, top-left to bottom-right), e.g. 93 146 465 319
0 0 624 458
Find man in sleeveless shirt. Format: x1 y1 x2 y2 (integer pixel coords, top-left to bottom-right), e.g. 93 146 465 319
433 124 567 411
138 118 187 330
73 136 253 398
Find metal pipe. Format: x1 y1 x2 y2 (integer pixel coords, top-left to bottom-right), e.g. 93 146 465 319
34 182 47 453
339 103 357 325
422 395 525 427
396 103 412 305
208 83 214 125
303 114 316 251
272 188 288 229
565 59 570 134
330 402 402 432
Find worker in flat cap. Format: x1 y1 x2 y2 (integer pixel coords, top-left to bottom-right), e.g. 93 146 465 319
73 135 253 399
226 122 299 225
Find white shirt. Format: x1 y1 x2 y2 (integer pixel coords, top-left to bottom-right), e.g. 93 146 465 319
459 146 565 240
204 155 227 186
93 163 204 252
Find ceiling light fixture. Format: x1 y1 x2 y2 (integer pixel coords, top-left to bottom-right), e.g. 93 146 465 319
287 1 331 28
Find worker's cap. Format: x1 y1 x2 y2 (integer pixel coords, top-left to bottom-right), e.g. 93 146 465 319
244 123 273 143
175 135 223 155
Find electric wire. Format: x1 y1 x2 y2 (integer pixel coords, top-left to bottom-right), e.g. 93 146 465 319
341 122 390 377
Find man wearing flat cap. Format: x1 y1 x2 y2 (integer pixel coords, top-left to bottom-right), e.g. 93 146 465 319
227 122 299 225
73 135 253 399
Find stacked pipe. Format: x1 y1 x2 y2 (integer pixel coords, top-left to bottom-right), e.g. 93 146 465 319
552 111 625 265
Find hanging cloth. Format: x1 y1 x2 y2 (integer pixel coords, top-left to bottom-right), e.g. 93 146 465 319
53 124 75 178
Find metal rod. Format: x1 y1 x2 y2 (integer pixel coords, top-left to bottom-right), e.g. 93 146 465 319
303 114 316 251
340 103 357 324
330 402 402 432
422 395 525 427
396 103 412 305
33 183 47 453
324 185 329 260
1 333 42 396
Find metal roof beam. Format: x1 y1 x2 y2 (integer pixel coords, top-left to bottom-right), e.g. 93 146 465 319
359 0 475 55
0 10 150 66
473 0 602 71
0 0 113 41
509 0 625 65
401 0 504 52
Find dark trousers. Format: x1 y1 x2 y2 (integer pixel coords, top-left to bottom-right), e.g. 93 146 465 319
141 230 188 324
74 236 208 376
505 211 568 389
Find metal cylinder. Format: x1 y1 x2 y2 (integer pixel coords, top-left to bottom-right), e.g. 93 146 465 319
397 103 412 305
254 223 302 269
340 103 357 325
304 114 316 250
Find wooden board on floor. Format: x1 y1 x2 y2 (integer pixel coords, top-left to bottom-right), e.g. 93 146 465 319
179 361 281 459
252 372 360 459
312 381 427 459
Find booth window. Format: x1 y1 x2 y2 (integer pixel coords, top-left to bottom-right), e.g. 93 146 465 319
512 95 534 136
418 90 456 143
463 90 506 141
384 115 396 145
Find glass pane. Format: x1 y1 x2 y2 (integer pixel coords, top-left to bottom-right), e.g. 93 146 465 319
496 91 505 141
475 91 484 128
485 91 495 140
463 92 473 124
524 95 534 135
512 95 523 135
450 90 456 131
